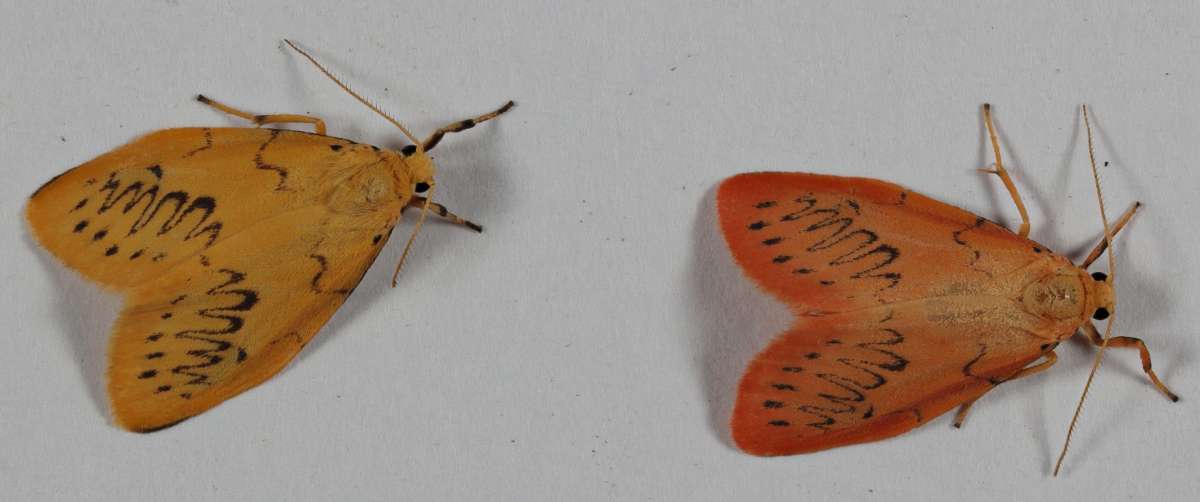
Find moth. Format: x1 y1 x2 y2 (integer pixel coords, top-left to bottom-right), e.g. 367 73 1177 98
26 41 514 432
718 104 1176 469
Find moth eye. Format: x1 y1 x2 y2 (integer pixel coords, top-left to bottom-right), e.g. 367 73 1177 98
1091 271 1108 281
1092 307 1110 320
414 182 431 193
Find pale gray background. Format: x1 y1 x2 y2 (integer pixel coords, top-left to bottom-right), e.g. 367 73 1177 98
2 1 1198 500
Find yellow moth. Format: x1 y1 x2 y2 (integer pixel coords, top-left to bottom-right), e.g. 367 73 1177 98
26 40 514 432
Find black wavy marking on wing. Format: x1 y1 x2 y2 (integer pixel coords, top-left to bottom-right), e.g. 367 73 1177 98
170 268 259 387
952 217 990 277
794 328 908 430
962 342 1004 385
308 254 353 295
769 195 902 292
254 130 291 191
93 169 223 247
182 128 213 158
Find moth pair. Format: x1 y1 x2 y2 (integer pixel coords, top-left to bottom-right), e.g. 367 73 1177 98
26 43 1175 473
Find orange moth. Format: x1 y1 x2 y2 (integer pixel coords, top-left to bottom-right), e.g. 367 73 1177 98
718 104 1176 471
26 40 514 432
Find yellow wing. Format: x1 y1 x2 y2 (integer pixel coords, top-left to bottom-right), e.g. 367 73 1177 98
26 127 394 290
27 127 408 430
108 204 395 431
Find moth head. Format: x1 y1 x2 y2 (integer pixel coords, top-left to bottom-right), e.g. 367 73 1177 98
401 146 437 196
1089 271 1115 321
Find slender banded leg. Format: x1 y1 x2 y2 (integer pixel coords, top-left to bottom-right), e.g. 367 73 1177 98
979 103 1032 237
406 196 483 232
954 351 1059 428
1080 322 1179 401
421 101 515 151
196 95 327 135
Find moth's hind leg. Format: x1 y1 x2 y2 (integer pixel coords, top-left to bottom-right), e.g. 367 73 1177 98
1080 322 1179 402
196 95 327 135
953 351 1059 428
421 101 515 151
979 104 1032 237
406 196 483 233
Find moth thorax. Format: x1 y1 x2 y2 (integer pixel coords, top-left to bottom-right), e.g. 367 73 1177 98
1021 273 1086 321
328 166 399 214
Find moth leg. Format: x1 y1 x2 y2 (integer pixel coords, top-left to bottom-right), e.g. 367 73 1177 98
952 401 977 428
953 351 1059 428
1082 202 1141 268
979 104 1032 237
1080 322 1179 401
196 95 327 135
421 101 515 151
406 196 483 233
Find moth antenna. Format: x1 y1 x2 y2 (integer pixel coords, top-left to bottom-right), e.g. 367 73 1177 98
1054 104 1119 476
392 186 434 287
284 39 422 146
